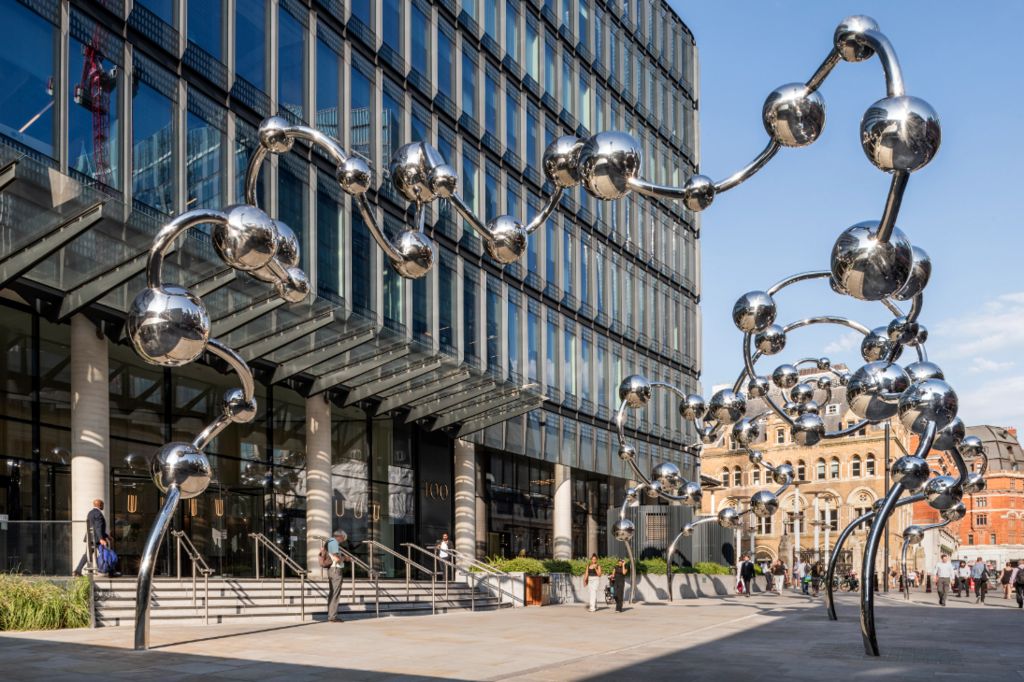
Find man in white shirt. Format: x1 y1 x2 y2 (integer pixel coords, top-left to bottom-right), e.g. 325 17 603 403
956 560 972 598
934 554 954 606
438 532 452 581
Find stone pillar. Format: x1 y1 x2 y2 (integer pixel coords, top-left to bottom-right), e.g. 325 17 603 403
553 464 572 560
305 395 332 573
454 439 476 560
585 481 598 557
70 315 109 569
475 458 487 559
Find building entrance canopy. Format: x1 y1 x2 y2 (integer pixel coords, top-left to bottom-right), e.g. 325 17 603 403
0 147 541 433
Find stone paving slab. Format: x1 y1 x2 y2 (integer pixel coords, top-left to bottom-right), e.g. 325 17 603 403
1 593 1021 680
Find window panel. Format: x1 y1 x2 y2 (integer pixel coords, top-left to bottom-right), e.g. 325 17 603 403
410 3 430 76
188 0 223 59
278 6 306 121
236 0 266 90
0 3 56 158
132 81 174 213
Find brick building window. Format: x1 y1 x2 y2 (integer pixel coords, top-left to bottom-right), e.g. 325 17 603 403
776 428 785 445
976 497 988 508
990 533 997 544
851 455 861 477
976 514 988 526
865 455 876 476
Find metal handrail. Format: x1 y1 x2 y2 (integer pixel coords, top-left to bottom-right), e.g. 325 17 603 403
317 537 382 619
171 530 214 624
446 547 525 607
402 542 470 610
249 532 307 620
364 540 439 614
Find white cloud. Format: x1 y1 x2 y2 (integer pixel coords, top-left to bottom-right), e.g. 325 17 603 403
968 357 1015 374
824 332 860 354
956 374 1024 428
931 291 1024 357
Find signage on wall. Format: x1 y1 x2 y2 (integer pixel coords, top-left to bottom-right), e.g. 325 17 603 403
424 481 449 501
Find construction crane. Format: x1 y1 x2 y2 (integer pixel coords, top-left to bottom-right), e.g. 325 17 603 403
71 29 118 184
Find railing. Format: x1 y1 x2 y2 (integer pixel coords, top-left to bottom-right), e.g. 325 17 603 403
249 532 307 619
402 542 462 610
363 539 438 614
446 547 525 607
317 537 382 619
171 530 214 625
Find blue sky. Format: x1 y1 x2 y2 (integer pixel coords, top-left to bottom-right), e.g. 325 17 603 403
667 1 1024 428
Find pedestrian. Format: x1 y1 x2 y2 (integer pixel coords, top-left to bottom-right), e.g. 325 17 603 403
761 560 772 592
739 554 755 598
1011 563 1024 609
583 554 603 612
325 530 348 623
438 532 452 581
934 554 954 606
798 560 810 595
771 560 786 593
1001 562 1015 599
907 569 917 589
73 499 108 577
810 561 823 597
957 560 972 598
972 557 989 604
610 559 627 612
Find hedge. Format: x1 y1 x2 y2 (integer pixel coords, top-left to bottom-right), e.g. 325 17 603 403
0 574 90 631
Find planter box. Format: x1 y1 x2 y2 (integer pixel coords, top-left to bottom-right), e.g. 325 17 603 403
554 572 761 603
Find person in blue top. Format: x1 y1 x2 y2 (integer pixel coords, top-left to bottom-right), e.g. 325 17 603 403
326 530 348 622
971 557 990 604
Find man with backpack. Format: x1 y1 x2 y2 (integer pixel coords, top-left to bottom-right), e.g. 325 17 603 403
73 499 111 577
322 530 348 623
971 557 989 603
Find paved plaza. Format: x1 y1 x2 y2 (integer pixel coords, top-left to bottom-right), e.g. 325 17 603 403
2 591 1021 681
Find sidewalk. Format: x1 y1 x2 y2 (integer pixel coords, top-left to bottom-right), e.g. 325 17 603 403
1 591 1020 680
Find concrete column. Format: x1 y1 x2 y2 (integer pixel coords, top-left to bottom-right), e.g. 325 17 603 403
454 439 476 560
305 395 332 573
585 482 598 557
553 464 572 560
70 315 109 568
475 457 487 559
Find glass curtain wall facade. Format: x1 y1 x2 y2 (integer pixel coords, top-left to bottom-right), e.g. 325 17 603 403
0 0 699 571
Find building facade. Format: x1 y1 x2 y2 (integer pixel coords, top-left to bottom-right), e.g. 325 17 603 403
700 367 914 574
0 0 700 576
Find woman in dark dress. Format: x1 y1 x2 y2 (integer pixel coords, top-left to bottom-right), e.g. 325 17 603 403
611 559 628 612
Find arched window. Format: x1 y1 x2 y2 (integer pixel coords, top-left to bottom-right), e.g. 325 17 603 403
752 467 761 485
851 455 861 477
733 466 742 487
816 458 826 480
865 454 876 476
830 457 840 479
797 460 806 481
721 468 730 487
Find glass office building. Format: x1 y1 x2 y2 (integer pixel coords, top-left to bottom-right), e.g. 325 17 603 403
0 0 699 575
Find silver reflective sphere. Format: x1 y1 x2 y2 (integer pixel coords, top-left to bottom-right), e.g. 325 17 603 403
732 291 777 333
861 326 903 363
754 325 786 356
428 163 458 199
847 361 911 420
337 156 373 195
958 435 984 459
838 372 852 386
773 463 794 486
782 400 800 417
391 231 436 279
898 378 959 434
817 357 832 370
151 442 212 499
276 266 311 303
646 481 664 499
617 443 636 463
830 222 914 301
213 205 278 271
272 220 300 269
790 382 815 405
886 316 919 345
576 131 643 200
732 418 760 447
707 389 747 425
223 388 258 423
542 136 583 188
908 324 928 347
923 475 961 510
680 394 707 421
772 364 800 389
933 417 965 451
816 375 833 391
861 96 941 173
625 487 639 506
890 455 930 492
892 246 932 301
128 286 211 367
941 501 967 522
762 83 826 147
389 142 447 203
612 518 635 541
748 450 764 466
902 526 926 545
834 15 881 62
791 413 825 447
682 174 715 212
750 490 779 518
746 375 770 398
652 462 683 493
258 116 293 153
484 216 528 264
681 523 696 537
717 507 743 530
961 472 986 495
619 375 652 408
799 400 820 416
678 481 702 507
905 361 945 383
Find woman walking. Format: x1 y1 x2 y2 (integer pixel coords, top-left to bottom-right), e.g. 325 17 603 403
583 554 603 612
611 559 628 612
1001 562 1014 599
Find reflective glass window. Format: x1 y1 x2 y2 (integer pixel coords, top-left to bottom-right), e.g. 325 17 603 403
464 268 479 363
485 71 498 135
316 36 341 137
438 25 454 99
186 110 223 209
563 325 576 396
439 256 456 351
505 1 519 61
278 6 305 121
410 3 430 76
527 304 540 382
69 28 122 189
545 315 558 391
462 48 476 117
382 0 401 51
350 65 372 159
508 296 522 378
0 3 56 158
351 0 372 25
188 0 223 59
132 82 174 214
485 1 497 39
236 0 266 90
486 284 501 371
525 19 539 81
505 90 519 156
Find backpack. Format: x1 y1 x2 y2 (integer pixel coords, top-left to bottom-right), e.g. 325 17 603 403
96 545 118 574
1015 569 1024 587
318 542 334 569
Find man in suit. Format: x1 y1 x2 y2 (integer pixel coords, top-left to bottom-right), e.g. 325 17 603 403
73 499 108 576
740 554 756 598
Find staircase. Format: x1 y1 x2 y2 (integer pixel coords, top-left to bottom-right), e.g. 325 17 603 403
94 577 508 627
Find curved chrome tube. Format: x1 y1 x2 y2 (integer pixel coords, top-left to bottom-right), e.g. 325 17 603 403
713 141 782 194
134 485 180 650
861 30 906 97
860 480 904 656
900 518 951 601
524 187 564 235
146 209 228 289
875 170 909 243
805 49 841 92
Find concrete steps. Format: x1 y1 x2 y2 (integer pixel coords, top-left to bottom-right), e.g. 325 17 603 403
94 578 507 627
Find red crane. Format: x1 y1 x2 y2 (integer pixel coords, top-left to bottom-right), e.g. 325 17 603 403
72 29 118 184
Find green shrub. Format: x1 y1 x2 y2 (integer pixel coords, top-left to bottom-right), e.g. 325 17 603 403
694 562 733 575
478 556 731 577
0 574 90 631
477 556 547 575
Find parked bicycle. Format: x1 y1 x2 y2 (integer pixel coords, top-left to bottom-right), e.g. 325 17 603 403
832 575 859 592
